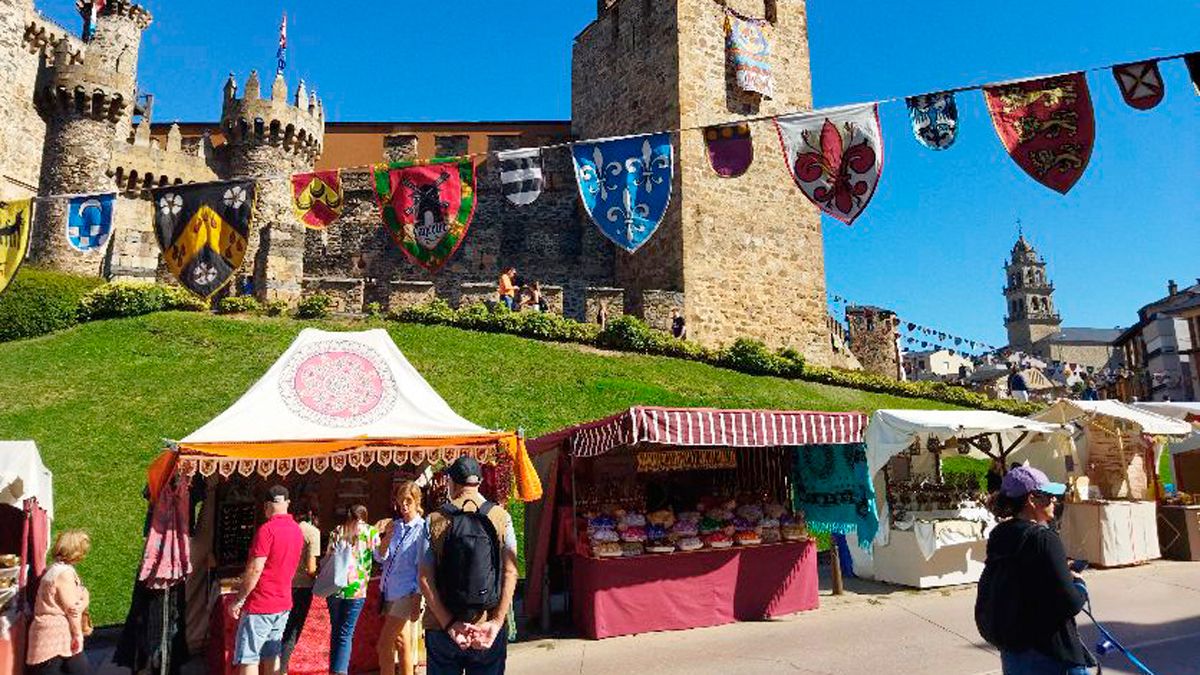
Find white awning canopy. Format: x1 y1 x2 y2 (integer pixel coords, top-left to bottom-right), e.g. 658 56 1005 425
1130 402 1200 422
1034 400 1193 437
0 441 54 520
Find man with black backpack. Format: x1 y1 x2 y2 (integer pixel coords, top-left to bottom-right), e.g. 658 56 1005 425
419 456 518 675
975 465 1096 674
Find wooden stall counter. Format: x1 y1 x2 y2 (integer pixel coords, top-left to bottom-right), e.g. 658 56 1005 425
1060 501 1160 567
871 527 986 589
571 540 818 640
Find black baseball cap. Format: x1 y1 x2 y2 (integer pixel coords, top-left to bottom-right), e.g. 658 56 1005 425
447 456 482 486
266 485 290 503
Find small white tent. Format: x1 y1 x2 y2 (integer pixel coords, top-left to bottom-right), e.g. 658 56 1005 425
0 441 53 521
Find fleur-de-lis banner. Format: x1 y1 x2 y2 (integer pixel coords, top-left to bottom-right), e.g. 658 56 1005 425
152 180 256 298
571 133 674 253
496 147 544 206
703 122 754 177
292 170 344 229
0 199 33 298
984 73 1095 194
776 103 884 225
1111 61 1165 110
906 92 958 150
373 157 477 273
65 193 115 252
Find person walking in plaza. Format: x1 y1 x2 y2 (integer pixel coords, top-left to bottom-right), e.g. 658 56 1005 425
279 501 320 674
497 267 517 311
976 465 1095 674
326 504 380 675
419 457 519 675
231 486 304 675
27 530 92 674
375 481 428 675
1007 365 1030 402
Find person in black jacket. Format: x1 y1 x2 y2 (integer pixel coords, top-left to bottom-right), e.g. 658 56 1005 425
982 465 1095 674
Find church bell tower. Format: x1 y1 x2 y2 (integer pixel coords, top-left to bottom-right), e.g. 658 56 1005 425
1003 234 1061 352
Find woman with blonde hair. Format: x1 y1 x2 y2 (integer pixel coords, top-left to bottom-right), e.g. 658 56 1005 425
27 529 92 674
375 481 427 675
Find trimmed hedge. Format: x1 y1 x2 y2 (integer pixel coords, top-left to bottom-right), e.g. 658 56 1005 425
388 301 1041 416
216 295 261 315
296 294 332 319
78 282 207 321
0 268 103 342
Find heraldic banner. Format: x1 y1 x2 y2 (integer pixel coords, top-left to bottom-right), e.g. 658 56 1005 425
153 180 256 298
292 170 344 229
373 157 476 273
906 92 958 150
0 199 32 297
776 103 884 226
703 123 754 178
571 132 674 253
725 8 775 98
984 73 1095 194
66 193 116 252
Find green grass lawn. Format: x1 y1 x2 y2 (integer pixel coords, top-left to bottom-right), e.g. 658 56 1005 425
0 312 957 624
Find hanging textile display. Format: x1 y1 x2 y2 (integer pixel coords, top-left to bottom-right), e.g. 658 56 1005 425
725 8 775 98
906 92 958 150
152 180 256 298
775 103 884 225
66 192 116 252
496 147 544 206
702 122 754 177
984 73 1095 194
791 443 879 548
373 157 477 273
1186 53 1200 95
1111 61 1165 110
0 198 32 297
291 170 344 229
571 132 673 253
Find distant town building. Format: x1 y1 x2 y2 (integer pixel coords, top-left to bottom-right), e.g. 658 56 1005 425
1002 234 1122 373
1112 279 1200 402
902 349 974 382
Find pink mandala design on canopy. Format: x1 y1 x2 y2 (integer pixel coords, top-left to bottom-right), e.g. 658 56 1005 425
279 340 397 427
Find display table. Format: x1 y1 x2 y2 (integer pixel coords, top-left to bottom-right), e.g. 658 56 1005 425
871 527 986 588
571 540 818 639
209 580 383 675
1060 501 1160 567
1157 505 1200 561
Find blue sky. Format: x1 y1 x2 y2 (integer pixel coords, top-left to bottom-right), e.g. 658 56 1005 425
38 1 1200 347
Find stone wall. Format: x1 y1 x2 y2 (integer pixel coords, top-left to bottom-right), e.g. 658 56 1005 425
846 306 900 379
302 277 365 314
585 287 625 324
0 2 49 200
643 289 685 332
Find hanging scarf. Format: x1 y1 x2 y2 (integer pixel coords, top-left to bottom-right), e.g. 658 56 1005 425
139 476 192 589
791 443 878 548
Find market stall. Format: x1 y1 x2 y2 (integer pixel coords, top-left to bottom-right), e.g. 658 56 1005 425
524 407 873 639
130 329 541 675
853 410 1067 588
1131 402 1200 560
1033 399 1191 567
0 441 52 675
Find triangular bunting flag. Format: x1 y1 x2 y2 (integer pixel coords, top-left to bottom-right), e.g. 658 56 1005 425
984 73 1095 194
776 103 884 225
1186 53 1200 95
66 193 115 253
703 123 753 178
571 133 674 253
0 199 33 297
725 8 774 98
292 170 344 229
496 148 544 206
373 157 477 273
153 181 256 298
1112 61 1165 110
906 92 958 150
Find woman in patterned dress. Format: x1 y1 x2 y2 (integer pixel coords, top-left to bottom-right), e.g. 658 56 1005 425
326 504 380 675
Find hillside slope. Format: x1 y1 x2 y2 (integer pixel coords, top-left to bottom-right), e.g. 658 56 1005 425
0 313 954 623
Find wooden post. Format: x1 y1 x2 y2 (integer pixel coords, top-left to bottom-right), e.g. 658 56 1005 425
830 538 844 595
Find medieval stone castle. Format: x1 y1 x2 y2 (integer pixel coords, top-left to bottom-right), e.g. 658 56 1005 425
0 0 895 371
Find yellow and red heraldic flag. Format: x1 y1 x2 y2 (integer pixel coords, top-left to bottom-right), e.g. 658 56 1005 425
292 170 344 229
0 198 33 297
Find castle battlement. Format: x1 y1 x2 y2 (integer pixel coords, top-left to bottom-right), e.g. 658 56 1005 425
23 15 84 63
35 40 130 121
220 71 324 161
75 0 152 30
110 124 220 196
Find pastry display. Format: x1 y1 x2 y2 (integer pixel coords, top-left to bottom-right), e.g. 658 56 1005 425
780 513 809 541
760 527 782 544
619 512 647 530
589 528 619 543
764 503 788 520
734 530 762 546
647 509 676 528
703 532 733 549
670 520 698 538
592 542 623 558
698 516 722 536
0 555 18 568
582 496 796 557
620 526 647 543
646 541 676 554
620 542 644 557
736 504 764 523
677 536 703 551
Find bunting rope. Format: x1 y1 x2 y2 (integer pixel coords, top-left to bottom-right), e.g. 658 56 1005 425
828 292 1002 354
2 48 1196 202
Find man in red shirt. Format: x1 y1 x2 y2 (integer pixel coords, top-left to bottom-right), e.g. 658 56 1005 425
231 485 304 675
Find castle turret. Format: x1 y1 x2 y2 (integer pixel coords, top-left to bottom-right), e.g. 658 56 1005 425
846 305 902 379
220 70 324 303
30 0 151 274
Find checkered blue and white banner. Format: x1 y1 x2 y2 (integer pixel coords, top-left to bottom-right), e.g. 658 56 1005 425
65 193 115 253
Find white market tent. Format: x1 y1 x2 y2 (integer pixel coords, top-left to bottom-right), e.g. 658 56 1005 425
1035 400 1193 437
0 441 53 521
1131 401 1200 424
1131 402 1200 493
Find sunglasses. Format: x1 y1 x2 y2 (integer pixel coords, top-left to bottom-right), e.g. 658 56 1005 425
1031 490 1058 502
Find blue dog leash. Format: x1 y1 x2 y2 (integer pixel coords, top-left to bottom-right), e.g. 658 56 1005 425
1074 580 1156 675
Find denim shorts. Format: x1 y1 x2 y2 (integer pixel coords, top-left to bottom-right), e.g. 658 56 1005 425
233 610 290 665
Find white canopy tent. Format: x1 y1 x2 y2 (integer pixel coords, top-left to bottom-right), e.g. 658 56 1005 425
1131 401 1200 423
1035 400 1193 437
0 441 53 521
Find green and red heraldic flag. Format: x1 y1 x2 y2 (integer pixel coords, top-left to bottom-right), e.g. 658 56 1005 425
373 158 476 273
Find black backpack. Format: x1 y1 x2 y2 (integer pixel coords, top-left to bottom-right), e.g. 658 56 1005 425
975 525 1036 650
435 501 502 616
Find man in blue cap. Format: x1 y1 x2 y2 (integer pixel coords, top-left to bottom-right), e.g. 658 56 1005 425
976 465 1096 674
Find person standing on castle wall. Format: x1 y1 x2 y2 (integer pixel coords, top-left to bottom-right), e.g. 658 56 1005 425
671 309 686 340
519 282 547 313
497 268 517 311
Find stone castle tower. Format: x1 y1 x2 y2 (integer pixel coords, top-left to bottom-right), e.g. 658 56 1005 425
219 70 324 302
1003 234 1061 352
846 305 901 379
572 0 830 363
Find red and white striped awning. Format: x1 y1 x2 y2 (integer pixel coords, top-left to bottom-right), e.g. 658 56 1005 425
537 407 867 458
